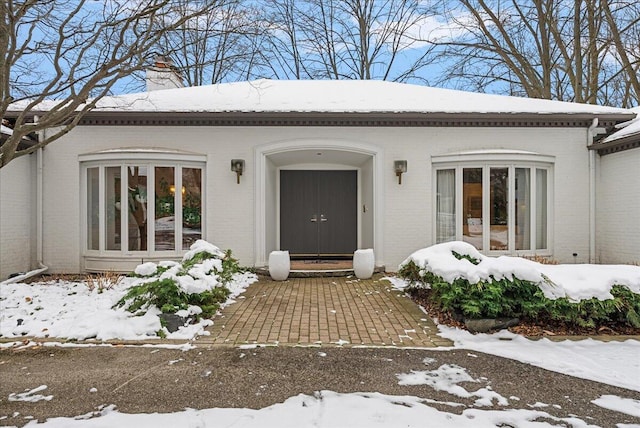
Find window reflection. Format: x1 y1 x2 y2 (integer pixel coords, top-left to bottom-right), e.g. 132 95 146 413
182 168 202 249
155 167 175 251
463 168 483 250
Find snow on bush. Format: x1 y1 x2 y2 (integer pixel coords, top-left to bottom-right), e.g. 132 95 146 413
399 242 640 327
400 242 640 301
134 262 158 277
116 240 257 320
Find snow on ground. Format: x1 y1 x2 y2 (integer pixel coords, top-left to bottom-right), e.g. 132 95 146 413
0 278 166 341
2 242 640 426
397 362 509 407
0 274 256 341
8 386 52 403
592 395 640 418
401 241 640 301
0 241 257 341
436 326 640 392
11 391 605 428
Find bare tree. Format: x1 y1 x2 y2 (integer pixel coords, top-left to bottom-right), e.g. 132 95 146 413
0 0 226 168
255 0 439 82
433 0 640 107
152 0 265 86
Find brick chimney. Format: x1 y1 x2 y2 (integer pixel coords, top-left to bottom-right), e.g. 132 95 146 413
145 55 184 91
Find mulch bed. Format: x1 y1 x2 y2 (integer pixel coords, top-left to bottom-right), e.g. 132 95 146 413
408 288 640 337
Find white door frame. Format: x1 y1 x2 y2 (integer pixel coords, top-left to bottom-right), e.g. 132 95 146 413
254 139 384 267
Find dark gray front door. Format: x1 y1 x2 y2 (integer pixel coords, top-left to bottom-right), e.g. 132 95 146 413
280 170 357 256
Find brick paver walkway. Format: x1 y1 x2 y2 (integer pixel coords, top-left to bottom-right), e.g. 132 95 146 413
199 275 453 348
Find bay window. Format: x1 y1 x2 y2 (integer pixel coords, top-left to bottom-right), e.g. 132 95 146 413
435 162 551 254
83 158 203 256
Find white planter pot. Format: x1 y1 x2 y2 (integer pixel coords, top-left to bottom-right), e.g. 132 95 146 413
268 250 290 281
353 249 375 279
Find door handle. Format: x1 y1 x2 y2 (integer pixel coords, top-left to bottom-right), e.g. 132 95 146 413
310 215 317 222
320 214 327 222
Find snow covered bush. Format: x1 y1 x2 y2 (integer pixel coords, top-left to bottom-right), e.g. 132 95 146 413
115 240 248 320
399 242 640 328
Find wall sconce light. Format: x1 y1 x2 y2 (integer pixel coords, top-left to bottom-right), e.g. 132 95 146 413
394 160 407 185
231 159 245 184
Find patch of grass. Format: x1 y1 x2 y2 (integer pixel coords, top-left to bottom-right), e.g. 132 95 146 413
85 271 122 293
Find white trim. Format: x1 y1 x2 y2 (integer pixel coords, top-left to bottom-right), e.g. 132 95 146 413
79 156 205 267
432 150 555 165
254 139 384 267
79 148 205 163
432 158 554 257
275 167 362 253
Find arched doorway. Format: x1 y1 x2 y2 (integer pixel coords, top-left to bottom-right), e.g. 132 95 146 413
254 141 383 267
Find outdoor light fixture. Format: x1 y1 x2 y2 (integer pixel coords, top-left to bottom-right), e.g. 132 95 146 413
169 185 186 195
231 159 245 184
394 160 407 184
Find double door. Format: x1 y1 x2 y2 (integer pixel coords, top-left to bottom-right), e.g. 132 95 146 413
280 170 357 257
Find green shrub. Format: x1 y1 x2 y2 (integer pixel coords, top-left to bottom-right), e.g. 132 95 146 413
115 248 243 320
545 285 640 328
400 260 640 329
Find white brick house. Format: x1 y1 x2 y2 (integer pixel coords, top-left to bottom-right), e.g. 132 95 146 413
1 80 637 279
592 108 640 264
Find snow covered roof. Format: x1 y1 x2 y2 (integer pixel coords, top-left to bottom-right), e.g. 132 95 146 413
87 79 630 116
601 107 640 143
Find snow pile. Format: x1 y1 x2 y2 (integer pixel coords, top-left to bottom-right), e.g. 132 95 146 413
401 241 640 301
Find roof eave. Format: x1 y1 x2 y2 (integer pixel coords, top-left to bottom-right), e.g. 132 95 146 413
5 109 634 128
589 133 640 155
76 110 634 128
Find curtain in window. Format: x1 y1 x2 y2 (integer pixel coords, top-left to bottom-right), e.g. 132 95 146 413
436 169 456 243
87 168 100 250
105 166 121 251
515 168 531 250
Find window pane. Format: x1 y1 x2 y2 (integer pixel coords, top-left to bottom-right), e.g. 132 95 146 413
183 168 202 249
87 168 100 250
127 166 148 251
536 169 548 249
436 169 455 243
515 168 531 250
155 167 175 251
105 166 121 250
463 168 483 250
490 168 508 250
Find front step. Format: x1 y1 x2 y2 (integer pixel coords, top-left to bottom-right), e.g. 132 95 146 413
255 263 385 278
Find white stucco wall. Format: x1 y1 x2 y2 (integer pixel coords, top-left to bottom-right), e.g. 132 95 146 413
0 154 34 280
35 124 593 273
596 148 640 264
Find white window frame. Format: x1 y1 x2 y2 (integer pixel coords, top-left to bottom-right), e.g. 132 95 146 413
432 151 554 256
80 151 206 258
